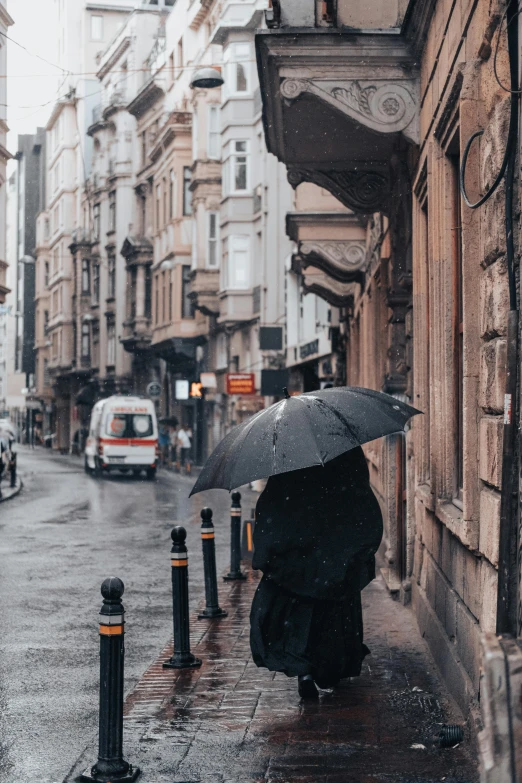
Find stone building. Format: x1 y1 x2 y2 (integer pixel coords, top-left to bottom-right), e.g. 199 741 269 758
256 0 516 724
0 1 12 307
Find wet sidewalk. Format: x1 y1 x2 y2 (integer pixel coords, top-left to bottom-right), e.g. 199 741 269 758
67 569 478 783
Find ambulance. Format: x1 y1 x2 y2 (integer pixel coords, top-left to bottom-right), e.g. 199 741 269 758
84 395 158 479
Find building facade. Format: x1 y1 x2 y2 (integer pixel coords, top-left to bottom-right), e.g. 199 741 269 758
256 0 518 727
0 1 13 307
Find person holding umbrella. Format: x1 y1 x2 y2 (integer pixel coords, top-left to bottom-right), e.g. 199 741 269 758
190 386 420 699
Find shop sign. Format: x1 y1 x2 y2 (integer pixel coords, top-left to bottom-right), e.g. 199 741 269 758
226 373 256 395
200 372 217 389
147 381 162 399
175 380 189 400
299 339 319 360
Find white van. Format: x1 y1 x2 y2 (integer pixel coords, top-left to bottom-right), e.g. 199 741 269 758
84 395 158 480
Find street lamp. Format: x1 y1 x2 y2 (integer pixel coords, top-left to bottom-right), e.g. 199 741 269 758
160 259 174 271
190 67 224 89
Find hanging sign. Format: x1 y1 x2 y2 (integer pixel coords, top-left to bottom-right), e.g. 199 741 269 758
226 373 256 395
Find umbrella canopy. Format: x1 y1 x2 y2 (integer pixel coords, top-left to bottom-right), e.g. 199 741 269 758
0 420 16 439
159 416 179 427
190 386 421 496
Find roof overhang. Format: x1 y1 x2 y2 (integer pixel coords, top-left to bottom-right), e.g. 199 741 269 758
255 29 419 214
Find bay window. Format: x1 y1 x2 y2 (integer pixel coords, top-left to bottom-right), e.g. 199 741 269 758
224 42 251 96
81 259 90 295
225 235 250 290
183 167 192 215
208 105 221 159
207 211 219 268
229 141 249 193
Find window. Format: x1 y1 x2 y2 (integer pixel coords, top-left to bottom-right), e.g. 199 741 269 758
92 261 100 305
107 319 115 366
81 323 90 359
81 259 90 295
93 203 100 241
145 266 152 319
44 262 49 287
155 275 159 324
224 42 250 96
183 167 192 216
182 265 194 318
231 141 249 192
108 191 116 232
141 132 147 167
207 211 219 268
177 37 183 71
163 177 168 225
108 254 116 299
92 321 99 367
216 332 227 370
91 14 103 41
140 193 147 234
208 105 220 159
156 184 161 229
169 51 175 85
169 169 175 218
225 235 250 290
162 271 166 323
192 109 199 159
449 147 463 502
169 271 173 322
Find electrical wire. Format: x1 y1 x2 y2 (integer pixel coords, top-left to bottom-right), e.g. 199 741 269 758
459 2 520 229
0 29 69 75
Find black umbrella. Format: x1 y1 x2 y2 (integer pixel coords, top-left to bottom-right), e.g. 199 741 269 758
159 416 179 427
190 386 421 496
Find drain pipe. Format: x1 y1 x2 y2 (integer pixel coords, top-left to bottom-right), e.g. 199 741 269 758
496 0 519 636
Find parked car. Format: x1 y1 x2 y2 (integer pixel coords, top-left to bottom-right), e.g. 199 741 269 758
84 396 158 480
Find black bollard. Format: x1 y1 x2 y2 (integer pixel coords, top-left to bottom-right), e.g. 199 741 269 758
81 577 140 783
9 452 16 488
224 491 246 581
163 526 202 669
198 508 227 619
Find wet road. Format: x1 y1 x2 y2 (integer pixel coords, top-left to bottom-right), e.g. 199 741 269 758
0 447 256 783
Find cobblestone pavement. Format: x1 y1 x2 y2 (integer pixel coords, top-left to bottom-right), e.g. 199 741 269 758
67 567 478 783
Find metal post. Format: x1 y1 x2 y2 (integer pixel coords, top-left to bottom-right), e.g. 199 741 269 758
163 526 202 669
198 508 227 619
81 578 140 783
224 491 246 581
9 452 16 488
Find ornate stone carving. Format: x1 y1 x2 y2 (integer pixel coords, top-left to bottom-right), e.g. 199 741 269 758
280 78 418 142
300 267 357 309
299 240 367 283
288 167 389 214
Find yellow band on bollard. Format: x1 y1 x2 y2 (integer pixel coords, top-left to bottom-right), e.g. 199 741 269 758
171 559 188 567
246 521 253 552
201 532 215 539
231 509 241 517
99 624 124 636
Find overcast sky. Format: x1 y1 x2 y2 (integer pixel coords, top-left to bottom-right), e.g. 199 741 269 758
6 0 61 166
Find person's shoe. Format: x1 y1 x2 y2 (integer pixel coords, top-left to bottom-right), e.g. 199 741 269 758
298 675 318 699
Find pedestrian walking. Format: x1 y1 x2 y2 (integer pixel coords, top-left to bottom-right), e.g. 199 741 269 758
158 424 170 467
189 386 420 698
169 425 178 467
177 426 192 473
249 447 383 698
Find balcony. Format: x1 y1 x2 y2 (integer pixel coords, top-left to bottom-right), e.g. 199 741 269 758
217 288 255 325
255 0 421 215
189 269 220 317
87 104 109 137
102 88 127 120
211 0 265 43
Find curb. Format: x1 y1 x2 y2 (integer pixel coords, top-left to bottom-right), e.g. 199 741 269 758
0 477 23 503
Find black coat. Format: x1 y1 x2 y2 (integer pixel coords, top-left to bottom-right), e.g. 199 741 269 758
250 447 383 686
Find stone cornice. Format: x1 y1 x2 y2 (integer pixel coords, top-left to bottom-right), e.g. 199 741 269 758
0 3 14 28
286 211 359 242
287 167 389 214
293 257 357 308
280 76 418 143
97 36 131 80
299 240 368 284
